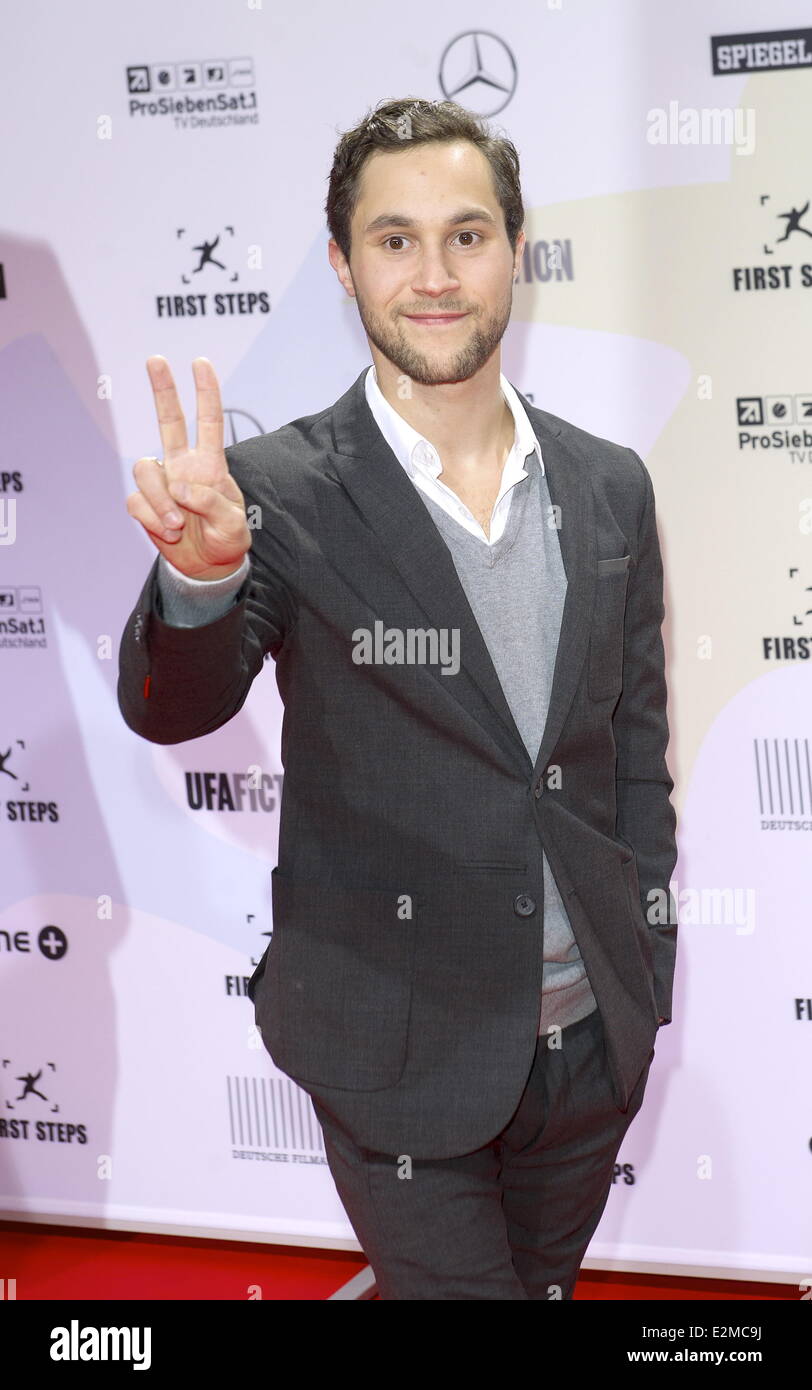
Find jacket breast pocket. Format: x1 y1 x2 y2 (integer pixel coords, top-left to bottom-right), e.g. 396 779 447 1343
587 555 630 701
257 868 417 1091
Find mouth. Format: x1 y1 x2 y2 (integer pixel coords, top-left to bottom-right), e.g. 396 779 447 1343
403 312 469 326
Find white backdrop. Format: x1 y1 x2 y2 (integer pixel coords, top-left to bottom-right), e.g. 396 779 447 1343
2 0 811 1282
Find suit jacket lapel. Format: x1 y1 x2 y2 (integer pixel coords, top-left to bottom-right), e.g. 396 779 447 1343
524 416 596 787
325 368 596 780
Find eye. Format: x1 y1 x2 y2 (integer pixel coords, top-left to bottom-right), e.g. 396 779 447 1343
381 230 484 251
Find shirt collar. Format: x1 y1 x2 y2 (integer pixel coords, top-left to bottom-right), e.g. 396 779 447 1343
364 364 544 483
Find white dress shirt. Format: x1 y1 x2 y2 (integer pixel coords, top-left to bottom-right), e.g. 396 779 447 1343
160 363 543 590
364 363 544 546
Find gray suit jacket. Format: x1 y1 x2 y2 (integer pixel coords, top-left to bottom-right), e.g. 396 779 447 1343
118 366 678 1160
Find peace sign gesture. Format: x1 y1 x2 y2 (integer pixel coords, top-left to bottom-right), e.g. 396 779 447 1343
126 356 251 580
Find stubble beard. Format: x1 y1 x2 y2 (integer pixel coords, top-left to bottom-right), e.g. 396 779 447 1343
353 280 515 386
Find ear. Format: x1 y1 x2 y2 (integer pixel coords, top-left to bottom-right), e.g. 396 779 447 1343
513 227 526 280
328 238 356 299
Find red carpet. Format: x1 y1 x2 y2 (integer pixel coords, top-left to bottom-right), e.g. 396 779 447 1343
0 1221 795 1300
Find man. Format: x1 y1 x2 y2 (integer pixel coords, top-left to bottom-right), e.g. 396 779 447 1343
118 97 678 1300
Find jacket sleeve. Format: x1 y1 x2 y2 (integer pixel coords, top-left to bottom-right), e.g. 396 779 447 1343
614 450 679 1024
116 450 297 745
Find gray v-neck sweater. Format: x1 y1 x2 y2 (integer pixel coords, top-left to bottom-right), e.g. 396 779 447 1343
415 452 597 1035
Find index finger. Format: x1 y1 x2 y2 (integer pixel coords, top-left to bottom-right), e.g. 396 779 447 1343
192 357 224 456
146 356 189 459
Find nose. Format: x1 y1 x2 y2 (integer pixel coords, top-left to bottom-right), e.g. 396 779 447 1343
410 250 460 299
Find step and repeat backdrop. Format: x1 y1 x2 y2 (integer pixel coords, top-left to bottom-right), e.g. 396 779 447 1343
1 0 810 1280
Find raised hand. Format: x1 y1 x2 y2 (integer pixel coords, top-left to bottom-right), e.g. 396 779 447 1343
126 356 252 580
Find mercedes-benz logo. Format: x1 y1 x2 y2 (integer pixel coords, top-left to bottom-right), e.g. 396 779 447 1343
439 32 517 116
223 408 264 444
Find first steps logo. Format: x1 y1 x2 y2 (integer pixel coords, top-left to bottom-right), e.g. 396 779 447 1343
1 1058 88 1146
731 192 812 294
126 58 258 129
155 224 271 320
761 567 812 665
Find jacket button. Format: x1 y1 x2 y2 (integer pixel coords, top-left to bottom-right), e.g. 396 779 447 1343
534 778 544 798
513 894 537 918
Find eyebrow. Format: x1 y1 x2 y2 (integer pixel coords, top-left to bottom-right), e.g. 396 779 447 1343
363 207 498 235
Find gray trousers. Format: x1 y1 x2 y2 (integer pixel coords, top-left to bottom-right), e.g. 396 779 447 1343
312 1006 654 1299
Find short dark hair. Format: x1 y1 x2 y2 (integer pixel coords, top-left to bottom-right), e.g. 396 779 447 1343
325 96 524 264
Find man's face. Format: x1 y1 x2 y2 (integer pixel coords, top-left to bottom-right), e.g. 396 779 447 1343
329 139 524 386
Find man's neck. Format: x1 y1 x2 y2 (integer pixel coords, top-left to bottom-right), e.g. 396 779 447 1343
371 353 514 480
